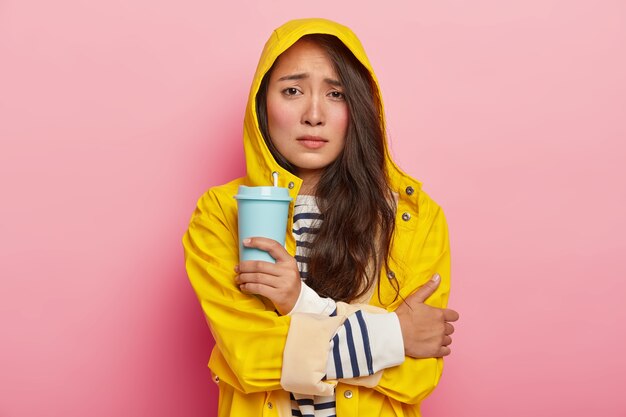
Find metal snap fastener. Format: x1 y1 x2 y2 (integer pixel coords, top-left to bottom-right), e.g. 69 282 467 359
267 402 273 409
344 390 353 399
213 375 219 383
288 181 295 189
387 270 396 280
402 212 411 221
405 186 414 195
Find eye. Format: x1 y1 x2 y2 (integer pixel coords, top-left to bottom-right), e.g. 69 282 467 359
329 91 345 100
282 87 301 96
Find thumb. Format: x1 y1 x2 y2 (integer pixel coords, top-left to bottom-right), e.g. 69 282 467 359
407 273 441 303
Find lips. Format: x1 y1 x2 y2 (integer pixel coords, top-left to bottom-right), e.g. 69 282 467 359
297 135 328 150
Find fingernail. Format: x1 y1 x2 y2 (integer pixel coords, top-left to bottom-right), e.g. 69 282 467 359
243 238 251 245
431 273 441 283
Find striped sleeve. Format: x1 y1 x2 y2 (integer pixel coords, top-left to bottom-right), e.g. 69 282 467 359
289 283 405 380
325 310 405 380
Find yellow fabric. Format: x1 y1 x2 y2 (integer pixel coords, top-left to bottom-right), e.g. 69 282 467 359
183 17 451 417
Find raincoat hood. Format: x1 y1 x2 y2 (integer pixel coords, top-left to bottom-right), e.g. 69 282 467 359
243 18 420 195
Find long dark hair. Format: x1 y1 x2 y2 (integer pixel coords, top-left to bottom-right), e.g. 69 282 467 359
256 34 396 303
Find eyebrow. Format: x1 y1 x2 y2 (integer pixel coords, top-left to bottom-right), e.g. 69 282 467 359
277 73 342 87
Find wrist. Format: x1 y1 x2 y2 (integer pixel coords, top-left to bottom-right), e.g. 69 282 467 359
395 310 409 355
280 280 302 316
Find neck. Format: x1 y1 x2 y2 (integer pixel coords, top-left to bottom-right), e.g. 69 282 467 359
296 169 320 195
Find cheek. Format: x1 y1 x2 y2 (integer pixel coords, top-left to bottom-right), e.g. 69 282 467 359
341 108 349 133
332 105 350 137
267 99 295 136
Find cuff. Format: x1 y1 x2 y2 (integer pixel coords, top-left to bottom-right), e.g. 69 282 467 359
364 312 405 371
288 282 337 316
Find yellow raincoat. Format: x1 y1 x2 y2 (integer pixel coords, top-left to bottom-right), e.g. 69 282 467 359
183 18 451 417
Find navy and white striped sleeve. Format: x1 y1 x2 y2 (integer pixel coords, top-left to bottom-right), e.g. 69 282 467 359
287 282 405 380
325 310 405 380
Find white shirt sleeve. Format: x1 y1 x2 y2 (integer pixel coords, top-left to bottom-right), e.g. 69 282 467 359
287 281 337 316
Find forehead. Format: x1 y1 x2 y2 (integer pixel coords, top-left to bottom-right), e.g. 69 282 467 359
270 39 336 77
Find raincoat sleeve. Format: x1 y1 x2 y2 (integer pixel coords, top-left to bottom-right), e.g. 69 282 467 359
183 186 291 394
372 201 452 404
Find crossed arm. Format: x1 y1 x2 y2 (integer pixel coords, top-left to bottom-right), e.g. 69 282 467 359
236 237 459 372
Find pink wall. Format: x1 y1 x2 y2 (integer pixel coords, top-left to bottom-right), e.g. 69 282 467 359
1 0 624 416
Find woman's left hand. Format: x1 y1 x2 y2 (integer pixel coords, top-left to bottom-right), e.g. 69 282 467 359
235 237 301 315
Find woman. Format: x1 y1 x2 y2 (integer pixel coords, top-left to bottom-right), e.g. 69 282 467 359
183 18 459 417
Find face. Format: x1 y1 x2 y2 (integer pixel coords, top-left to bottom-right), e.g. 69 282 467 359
266 39 349 186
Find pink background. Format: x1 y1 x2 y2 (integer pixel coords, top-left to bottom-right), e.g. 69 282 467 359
1 0 625 416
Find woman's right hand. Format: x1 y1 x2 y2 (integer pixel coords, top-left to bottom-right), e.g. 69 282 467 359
394 274 459 358
235 237 302 316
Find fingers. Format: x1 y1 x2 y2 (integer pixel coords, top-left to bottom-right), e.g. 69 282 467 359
406 273 441 303
239 281 276 300
438 346 452 357
236 257 299 283
237 259 280 276
236 271 279 287
444 322 455 335
443 308 460 322
243 237 291 263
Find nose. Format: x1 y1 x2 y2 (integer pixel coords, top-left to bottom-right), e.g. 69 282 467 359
301 96 324 126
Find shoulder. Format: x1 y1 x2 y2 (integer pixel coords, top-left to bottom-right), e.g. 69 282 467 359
391 179 450 266
194 177 245 216
416 188 446 225
184 178 244 247
394 177 446 230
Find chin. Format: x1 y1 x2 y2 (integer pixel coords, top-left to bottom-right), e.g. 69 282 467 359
294 161 333 172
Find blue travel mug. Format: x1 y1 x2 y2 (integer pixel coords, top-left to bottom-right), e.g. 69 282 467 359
234 185 292 263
